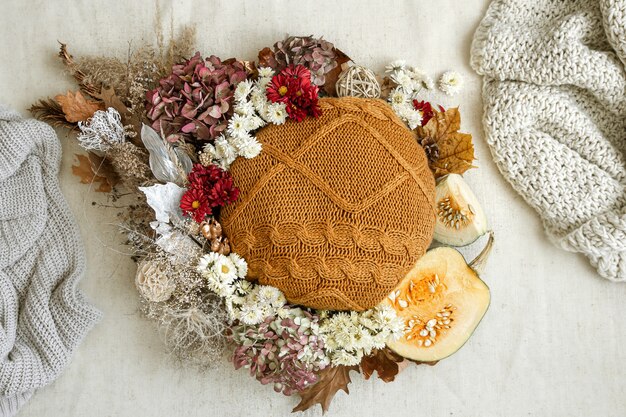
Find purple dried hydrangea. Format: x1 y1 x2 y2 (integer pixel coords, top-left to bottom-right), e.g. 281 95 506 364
230 308 330 395
146 52 247 143
263 35 338 87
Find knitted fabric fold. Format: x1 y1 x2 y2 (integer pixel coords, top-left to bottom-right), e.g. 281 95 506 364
0 105 101 416
471 0 626 281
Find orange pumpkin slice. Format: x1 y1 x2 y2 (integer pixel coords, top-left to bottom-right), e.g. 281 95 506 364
383 236 491 362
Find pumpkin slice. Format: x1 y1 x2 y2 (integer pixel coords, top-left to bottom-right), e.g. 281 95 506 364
383 235 492 362
434 174 488 246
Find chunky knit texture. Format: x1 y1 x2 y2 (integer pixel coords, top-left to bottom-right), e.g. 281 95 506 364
471 0 626 282
0 105 101 416
221 97 436 311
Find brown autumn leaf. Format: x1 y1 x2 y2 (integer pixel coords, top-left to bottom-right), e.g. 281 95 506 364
71 153 118 193
257 46 278 68
292 365 359 414
416 107 475 178
323 48 351 97
55 90 104 123
97 86 143 146
360 348 409 382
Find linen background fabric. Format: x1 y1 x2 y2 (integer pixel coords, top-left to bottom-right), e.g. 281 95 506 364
471 0 626 281
1 1 626 416
0 106 100 416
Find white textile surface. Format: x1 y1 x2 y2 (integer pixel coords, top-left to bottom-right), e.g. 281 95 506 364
0 1 624 416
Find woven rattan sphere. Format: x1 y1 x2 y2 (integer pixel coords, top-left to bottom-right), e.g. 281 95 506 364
220 97 436 311
336 65 381 99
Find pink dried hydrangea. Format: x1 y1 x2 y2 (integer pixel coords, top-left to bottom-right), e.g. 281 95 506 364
146 53 247 143
230 309 329 395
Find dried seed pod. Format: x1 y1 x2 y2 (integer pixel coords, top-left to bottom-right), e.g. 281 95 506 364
218 238 230 255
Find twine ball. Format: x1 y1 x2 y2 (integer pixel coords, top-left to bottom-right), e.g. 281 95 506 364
220 97 436 311
336 65 381 99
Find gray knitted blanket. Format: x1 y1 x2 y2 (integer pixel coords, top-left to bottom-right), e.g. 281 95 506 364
471 0 626 281
0 106 100 416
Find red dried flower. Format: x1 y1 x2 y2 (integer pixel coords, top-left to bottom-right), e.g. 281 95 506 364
266 64 321 122
180 187 210 223
413 100 445 126
180 164 240 222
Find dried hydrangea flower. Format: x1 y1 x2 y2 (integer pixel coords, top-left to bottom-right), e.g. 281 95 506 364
230 307 329 395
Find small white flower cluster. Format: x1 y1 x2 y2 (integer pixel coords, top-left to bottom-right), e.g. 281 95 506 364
196 252 287 325
438 71 464 96
385 60 433 130
318 305 406 366
201 67 287 169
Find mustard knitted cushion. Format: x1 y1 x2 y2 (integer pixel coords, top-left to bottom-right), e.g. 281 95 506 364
220 97 436 311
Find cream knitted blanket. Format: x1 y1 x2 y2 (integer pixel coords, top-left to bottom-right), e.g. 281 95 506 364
0 106 100 416
471 0 626 281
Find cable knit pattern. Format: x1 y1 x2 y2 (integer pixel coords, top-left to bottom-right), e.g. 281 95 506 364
0 105 101 416
221 97 436 311
471 0 626 282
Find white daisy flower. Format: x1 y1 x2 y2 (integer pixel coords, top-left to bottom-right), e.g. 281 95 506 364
257 285 281 304
228 252 248 278
234 100 255 117
391 71 414 93
214 135 237 166
234 79 253 102
257 67 275 78
250 89 267 111
267 102 288 125
212 255 238 284
388 88 408 106
330 349 362 367
227 114 250 138
246 115 266 131
239 138 262 159
405 109 423 130
385 60 406 73
439 71 464 96
255 76 271 90
239 303 265 325
197 252 220 272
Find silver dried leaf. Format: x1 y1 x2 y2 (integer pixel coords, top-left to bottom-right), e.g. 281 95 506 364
141 124 192 185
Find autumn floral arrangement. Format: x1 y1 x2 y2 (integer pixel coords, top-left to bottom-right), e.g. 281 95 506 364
30 29 493 413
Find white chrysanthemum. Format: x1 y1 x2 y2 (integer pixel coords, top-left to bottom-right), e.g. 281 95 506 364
257 67 275 78
228 252 248 278
439 71 464 96
257 285 282 304
385 60 406 73
373 304 397 325
250 89 267 111
388 88 408 106
405 109 423 130
266 102 288 125
246 115 266 131
351 327 375 351
204 270 233 297
234 100 255 117
201 143 217 159
330 349 362 367
239 138 262 159
214 136 237 166
227 114 250 138
406 66 433 90
233 279 253 297
212 255 238 285
255 76 271 90
197 252 221 272
391 71 414 93
234 80 253 102
239 303 265 325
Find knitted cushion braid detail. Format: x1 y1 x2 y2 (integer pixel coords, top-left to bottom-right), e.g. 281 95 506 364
220 97 436 311
471 0 626 282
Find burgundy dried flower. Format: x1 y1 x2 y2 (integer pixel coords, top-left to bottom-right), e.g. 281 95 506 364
180 164 239 223
146 53 247 144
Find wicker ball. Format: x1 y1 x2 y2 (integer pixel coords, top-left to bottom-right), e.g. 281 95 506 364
220 97 436 311
335 65 381 99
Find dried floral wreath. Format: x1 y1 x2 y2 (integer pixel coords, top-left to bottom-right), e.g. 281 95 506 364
31 29 493 413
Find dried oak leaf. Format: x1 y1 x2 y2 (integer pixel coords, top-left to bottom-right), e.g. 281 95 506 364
72 153 118 193
292 365 359 414
55 90 104 123
360 348 409 383
416 107 475 178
